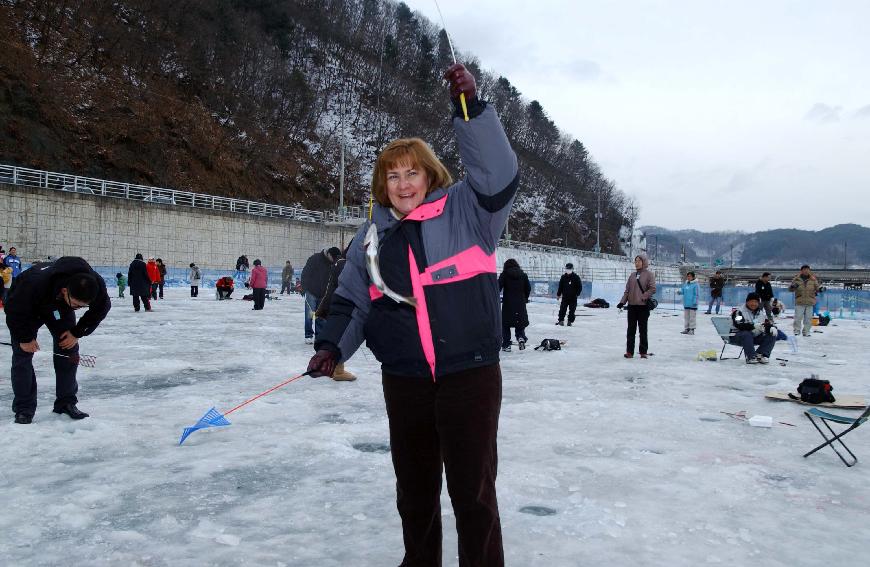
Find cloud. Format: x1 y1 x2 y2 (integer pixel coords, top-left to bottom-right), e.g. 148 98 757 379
854 104 870 119
804 103 841 123
562 59 603 82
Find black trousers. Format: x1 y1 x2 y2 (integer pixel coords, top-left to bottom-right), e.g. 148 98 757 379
383 364 504 567
558 297 578 323
252 288 266 310
10 315 79 415
150 283 159 300
133 294 151 311
190 285 199 297
626 305 650 354
501 322 527 348
158 280 164 298
280 281 291 294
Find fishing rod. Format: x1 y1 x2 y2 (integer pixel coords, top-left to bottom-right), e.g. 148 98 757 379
1 341 97 367
433 0 470 122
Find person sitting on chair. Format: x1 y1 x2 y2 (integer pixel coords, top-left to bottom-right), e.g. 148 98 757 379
731 292 777 365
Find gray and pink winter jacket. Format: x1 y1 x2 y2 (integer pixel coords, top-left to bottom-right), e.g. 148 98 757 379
316 102 519 379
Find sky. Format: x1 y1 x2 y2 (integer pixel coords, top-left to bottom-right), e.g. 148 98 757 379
405 0 870 232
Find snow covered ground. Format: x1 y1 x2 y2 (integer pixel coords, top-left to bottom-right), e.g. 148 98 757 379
1 289 868 566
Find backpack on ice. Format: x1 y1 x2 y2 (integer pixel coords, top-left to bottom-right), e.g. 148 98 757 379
789 376 835 404
534 339 563 351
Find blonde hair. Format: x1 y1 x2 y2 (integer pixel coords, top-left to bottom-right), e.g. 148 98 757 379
371 138 453 208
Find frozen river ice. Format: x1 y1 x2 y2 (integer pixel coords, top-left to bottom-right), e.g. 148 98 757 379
1 289 868 566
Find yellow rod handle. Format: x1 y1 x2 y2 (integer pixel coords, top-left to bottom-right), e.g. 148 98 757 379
460 92 469 122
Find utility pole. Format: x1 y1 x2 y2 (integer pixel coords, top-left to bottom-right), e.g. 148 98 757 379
595 189 601 252
730 244 733 268
652 235 658 261
844 240 848 269
338 88 345 220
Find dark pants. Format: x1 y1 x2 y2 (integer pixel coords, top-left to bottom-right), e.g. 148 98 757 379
190 285 199 297
626 305 650 355
118 286 125 298
558 297 577 323
280 280 291 294
501 322 527 348
133 294 151 311
734 330 776 358
10 317 79 415
252 288 266 310
383 364 504 567
217 287 233 300
158 280 164 298
150 283 159 300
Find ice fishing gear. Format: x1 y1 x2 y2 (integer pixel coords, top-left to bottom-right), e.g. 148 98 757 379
534 339 564 351
790 376 836 404
1 341 97 367
432 0 469 122
179 370 314 445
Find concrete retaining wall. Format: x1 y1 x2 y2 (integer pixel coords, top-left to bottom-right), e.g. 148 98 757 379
0 183 354 271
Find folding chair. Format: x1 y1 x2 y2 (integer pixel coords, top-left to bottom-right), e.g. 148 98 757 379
803 405 870 467
711 316 744 360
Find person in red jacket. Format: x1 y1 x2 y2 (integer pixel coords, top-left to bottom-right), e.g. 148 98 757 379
216 276 234 300
146 258 161 300
249 259 268 310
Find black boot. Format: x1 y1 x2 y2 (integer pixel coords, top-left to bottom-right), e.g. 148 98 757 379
53 403 89 420
15 413 33 424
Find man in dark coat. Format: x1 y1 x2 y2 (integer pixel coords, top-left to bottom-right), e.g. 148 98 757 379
498 259 531 351
705 270 726 314
301 247 341 344
755 272 774 320
128 253 152 312
556 262 582 326
314 249 356 380
4 256 111 423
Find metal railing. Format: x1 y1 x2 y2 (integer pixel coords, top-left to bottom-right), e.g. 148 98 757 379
0 163 373 224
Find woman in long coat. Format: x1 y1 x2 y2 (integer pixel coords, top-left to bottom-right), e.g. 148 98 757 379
498 258 531 351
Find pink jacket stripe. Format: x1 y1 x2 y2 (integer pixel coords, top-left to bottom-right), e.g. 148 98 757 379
407 246 437 380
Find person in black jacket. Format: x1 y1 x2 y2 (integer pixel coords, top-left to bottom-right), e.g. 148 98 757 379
4 256 111 423
755 272 774 320
314 249 356 380
556 262 582 326
301 247 341 344
127 253 152 312
498 259 531 351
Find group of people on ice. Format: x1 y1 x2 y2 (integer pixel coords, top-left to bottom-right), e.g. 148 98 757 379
675 264 823 364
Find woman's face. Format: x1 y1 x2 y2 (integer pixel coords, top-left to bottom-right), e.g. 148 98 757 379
386 161 429 216
634 257 644 270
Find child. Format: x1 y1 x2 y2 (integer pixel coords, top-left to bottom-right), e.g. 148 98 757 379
116 272 127 298
679 271 700 335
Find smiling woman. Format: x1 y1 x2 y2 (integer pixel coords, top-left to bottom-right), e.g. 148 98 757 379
308 63 519 565
372 138 453 217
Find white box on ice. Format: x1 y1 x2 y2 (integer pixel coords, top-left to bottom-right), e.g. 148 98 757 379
748 415 773 428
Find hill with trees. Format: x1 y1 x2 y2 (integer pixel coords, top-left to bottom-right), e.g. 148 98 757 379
0 0 634 252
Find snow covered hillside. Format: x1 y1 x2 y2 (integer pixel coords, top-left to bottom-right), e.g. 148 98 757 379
1 290 868 565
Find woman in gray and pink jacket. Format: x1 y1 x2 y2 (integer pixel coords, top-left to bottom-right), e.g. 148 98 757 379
307 63 516 566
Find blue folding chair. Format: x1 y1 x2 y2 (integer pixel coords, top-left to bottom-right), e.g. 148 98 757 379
803 405 870 467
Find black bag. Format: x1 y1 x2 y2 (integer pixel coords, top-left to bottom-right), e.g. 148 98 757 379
534 339 562 351
637 275 657 311
818 314 831 326
790 377 836 404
